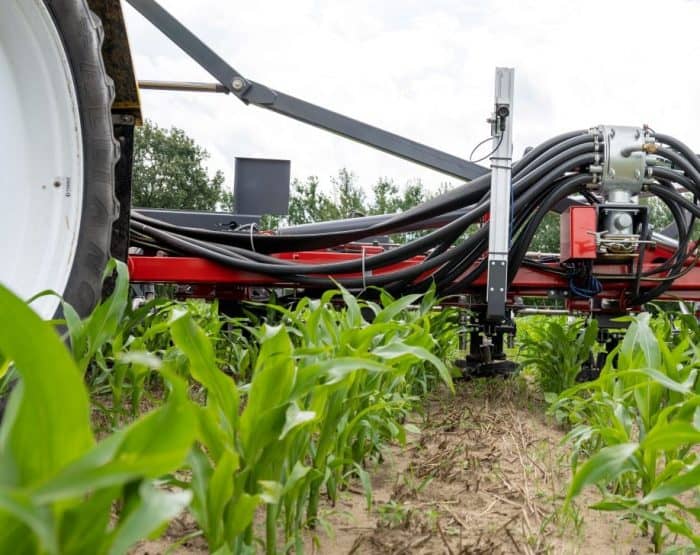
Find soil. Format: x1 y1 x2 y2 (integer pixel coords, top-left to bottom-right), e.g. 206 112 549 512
135 378 663 555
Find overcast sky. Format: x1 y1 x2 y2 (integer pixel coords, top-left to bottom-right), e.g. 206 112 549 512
123 0 700 197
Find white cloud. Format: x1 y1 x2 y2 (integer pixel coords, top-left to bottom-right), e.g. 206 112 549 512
123 0 700 198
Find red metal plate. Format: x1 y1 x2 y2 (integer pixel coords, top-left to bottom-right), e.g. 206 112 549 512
560 206 597 262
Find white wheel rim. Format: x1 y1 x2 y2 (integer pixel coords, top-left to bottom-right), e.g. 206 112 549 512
0 0 84 319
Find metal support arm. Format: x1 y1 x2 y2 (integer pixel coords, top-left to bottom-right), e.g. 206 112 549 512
125 0 489 181
485 67 514 321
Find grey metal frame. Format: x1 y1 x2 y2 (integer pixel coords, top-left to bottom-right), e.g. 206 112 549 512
134 208 260 230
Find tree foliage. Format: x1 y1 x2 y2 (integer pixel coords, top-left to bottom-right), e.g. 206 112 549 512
132 120 226 210
286 169 432 226
529 212 561 253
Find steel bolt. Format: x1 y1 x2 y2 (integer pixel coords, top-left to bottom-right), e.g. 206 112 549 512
231 77 245 91
634 169 642 180
613 212 633 231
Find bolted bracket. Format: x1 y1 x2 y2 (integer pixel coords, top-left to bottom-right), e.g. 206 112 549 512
598 125 650 239
600 125 647 195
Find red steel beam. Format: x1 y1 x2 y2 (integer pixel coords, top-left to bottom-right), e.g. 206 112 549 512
128 252 428 286
128 253 700 301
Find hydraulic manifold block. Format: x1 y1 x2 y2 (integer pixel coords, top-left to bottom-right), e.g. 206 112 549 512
593 125 652 255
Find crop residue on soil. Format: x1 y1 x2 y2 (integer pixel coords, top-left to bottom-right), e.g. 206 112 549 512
135 378 652 554
309 379 649 555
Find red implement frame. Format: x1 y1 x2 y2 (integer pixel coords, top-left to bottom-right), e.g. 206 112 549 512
128 247 700 305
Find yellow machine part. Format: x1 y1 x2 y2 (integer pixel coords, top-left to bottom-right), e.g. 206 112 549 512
87 0 142 124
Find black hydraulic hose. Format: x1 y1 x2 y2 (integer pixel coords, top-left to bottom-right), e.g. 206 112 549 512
648 182 700 219
423 228 489 292
132 196 489 276
392 148 594 287
651 166 698 194
640 182 690 277
131 132 595 252
513 133 594 181
629 182 697 304
647 184 694 266
132 214 496 289
130 177 491 253
279 131 590 237
384 224 490 296
381 155 597 293
131 144 596 259
132 151 597 288
376 135 594 234
426 165 594 293
126 129 700 303
165 206 488 291
129 130 605 295
442 258 489 296
652 149 700 197
508 129 587 173
432 192 543 292
655 133 700 177
398 132 592 221
511 142 595 192
508 174 592 281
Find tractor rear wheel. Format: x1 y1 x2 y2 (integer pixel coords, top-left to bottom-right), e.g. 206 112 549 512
0 0 118 319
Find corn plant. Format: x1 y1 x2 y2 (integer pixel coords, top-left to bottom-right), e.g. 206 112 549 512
518 315 600 396
557 313 700 552
64 273 252 427
168 285 453 553
0 257 458 554
0 272 197 554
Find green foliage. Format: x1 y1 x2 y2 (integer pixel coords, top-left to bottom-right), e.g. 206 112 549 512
283 170 454 244
644 196 675 233
371 178 426 216
528 212 560 253
133 120 226 210
129 120 447 234
518 316 600 395
0 266 195 555
287 170 429 225
0 260 457 554
287 174 342 224
554 312 700 552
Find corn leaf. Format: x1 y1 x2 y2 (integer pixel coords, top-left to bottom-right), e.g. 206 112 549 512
567 442 639 500
0 284 93 487
106 483 191 555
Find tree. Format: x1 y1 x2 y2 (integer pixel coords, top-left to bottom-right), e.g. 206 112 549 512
369 178 426 215
132 120 226 210
645 197 674 231
287 176 338 224
528 212 561 253
332 168 366 217
371 178 401 215
287 169 368 225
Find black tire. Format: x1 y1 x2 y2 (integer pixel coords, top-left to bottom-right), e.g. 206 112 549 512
44 0 119 318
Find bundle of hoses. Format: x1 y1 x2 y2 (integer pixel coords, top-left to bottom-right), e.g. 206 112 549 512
129 129 700 301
